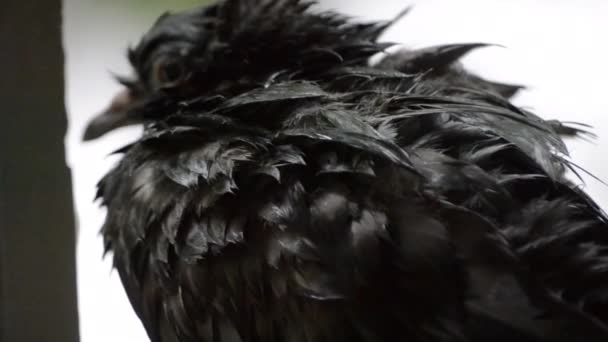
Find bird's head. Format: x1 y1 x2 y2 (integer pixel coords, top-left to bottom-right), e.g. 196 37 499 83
82 0 397 141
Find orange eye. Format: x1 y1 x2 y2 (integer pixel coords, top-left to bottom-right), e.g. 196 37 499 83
153 57 186 88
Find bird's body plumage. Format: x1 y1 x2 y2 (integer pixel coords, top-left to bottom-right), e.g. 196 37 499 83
90 1 608 341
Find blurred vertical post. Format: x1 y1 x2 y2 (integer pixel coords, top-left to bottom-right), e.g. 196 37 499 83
0 0 80 341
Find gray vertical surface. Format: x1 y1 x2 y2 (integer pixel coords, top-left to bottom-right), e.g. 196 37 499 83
0 0 80 341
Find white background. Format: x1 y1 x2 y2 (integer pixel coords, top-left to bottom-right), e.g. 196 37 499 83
63 1 608 341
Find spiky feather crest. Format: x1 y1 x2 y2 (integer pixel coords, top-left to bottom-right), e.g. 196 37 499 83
127 0 401 93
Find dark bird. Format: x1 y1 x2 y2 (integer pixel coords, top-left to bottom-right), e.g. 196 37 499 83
83 1 608 341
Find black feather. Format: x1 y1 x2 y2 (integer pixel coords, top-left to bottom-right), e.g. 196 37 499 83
90 1 608 341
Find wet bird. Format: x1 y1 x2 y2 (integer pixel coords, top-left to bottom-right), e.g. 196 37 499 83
84 1 608 341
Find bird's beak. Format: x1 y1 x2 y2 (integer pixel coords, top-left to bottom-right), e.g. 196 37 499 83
82 88 141 141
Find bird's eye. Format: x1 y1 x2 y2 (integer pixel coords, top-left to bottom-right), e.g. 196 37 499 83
152 57 186 88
